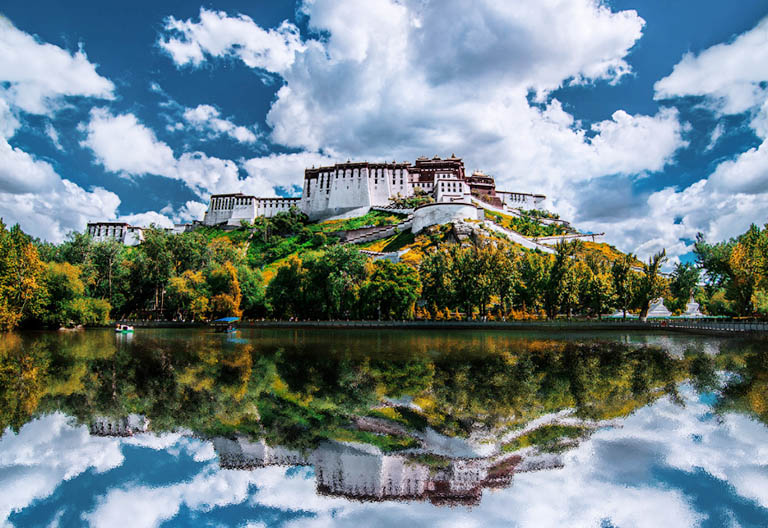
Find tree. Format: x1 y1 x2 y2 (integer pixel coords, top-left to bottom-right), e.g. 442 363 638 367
515 251 550 314
0 221 46 331
669 262 700 312
238 265 266 318
543 241 581 319
419 249 453 316
207 261 243 319
359 260 422 320
583 269 615 319
90 240 126 312
41 262 110 327
638 249 668 321
695 224 768 316
166 270 206 320
266 257 306 319
611 252 637 319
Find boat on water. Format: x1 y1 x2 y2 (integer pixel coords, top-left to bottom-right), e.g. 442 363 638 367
115 324 135 333
211 317 240 333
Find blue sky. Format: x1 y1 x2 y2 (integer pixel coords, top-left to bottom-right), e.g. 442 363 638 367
1 0 768 261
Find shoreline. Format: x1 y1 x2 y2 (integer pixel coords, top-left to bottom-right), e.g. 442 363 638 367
98 319 768 337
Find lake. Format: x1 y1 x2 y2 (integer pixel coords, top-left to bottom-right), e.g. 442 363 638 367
1 328 767 527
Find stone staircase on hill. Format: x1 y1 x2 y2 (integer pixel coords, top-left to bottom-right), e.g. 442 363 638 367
333 214 414 245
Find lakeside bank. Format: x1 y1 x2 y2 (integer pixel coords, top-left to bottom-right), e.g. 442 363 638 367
108 319 768 337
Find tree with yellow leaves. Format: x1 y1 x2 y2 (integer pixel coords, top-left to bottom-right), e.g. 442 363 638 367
208 261 243 319
0 220 46 331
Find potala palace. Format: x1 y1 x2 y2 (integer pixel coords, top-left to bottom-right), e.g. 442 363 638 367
201 155 545 226
88 155 593 251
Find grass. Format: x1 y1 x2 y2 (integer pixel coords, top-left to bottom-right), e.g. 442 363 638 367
330 428 419 452
484 210 568 237
501 424 588 453
366 405 429 431
308 211 406 233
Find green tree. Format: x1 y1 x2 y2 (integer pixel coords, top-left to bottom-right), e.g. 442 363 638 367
638 249 668 320
359 259 422 320
266 257 306 319
419 249 453 316
669 262 700 312
611 252 637 319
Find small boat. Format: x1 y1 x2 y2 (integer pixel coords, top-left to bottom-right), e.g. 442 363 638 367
115 324 134 333
211 317 240 333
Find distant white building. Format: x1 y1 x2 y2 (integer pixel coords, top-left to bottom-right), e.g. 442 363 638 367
87 222 144 246
202 155 547 226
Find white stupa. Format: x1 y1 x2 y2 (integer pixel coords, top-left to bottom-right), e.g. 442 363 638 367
681 296 704 318
646 298 672 318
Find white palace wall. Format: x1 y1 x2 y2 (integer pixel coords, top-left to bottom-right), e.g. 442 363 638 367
201 158 547 226
411 203 482 233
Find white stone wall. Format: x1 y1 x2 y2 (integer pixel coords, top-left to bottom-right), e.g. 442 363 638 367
498 192 545 210
411 203 481 233
434 178 470 203
88 223 143 246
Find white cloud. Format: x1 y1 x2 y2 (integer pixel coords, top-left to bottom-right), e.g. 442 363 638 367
0 99 20 140
654 17 768 115
242 151 334 195
0 137 121 242
0 18 114 115
159 8 305 73
45 123 64 151
604 15 768 255
172 200 208 223
83 467 260 528
81 108 176 178
182 104 259 144
158 1 695 258
117 211 174 229
705 122 725 151
81 108 330 201
0 137 61 194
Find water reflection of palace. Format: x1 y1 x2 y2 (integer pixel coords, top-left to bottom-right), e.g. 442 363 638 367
212 435 523 506
89 415 150 437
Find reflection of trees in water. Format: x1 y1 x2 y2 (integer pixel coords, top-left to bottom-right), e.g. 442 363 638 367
2 330 767 457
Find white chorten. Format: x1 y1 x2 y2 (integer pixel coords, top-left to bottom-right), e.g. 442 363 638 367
646 298 672 318
682 296 704 318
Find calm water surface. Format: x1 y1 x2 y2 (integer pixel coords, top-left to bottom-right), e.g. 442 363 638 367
1 328 767 527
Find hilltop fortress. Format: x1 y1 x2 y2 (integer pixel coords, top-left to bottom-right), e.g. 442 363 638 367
202 155 545 226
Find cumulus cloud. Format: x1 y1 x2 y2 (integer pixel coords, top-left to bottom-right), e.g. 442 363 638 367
654 17 768 115
181 104 259 144
0 136 121 242
607 15 768 256
159 8 305 73
117 211 174 229
242 151 335 194
0 18 114 115
158 0 694 258
172 200 208 223
81 108 176 178
81 108 331 201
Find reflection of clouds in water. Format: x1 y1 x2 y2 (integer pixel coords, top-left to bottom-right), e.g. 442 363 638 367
616 334 723 357
0 413 123 524
2 387 768 527
82 466 263 528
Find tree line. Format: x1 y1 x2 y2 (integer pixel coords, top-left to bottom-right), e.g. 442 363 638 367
2 216 767 330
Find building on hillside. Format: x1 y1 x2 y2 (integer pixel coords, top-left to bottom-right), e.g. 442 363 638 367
201 155 547 226
87 222 144 246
